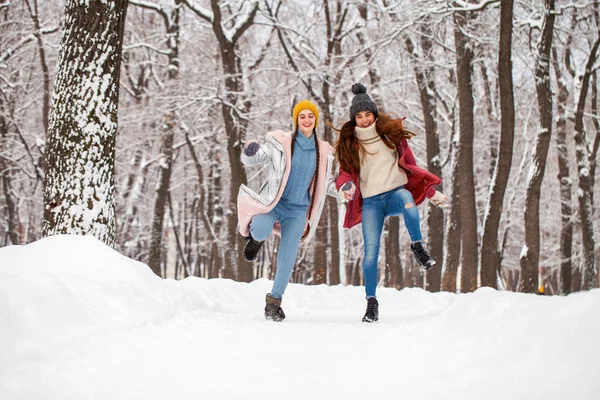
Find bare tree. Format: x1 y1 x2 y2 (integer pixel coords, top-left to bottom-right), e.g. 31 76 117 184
453 2 478 292
44 0 129 247
266 0 351 285
551 10 575 294
1 0 57 246
519 0 555 293
25 0 51 135
441 114 461 293
129 0 182 277
573 26 600 290
406 18 445 292
0 103 20 245
182 0 258 282
480 0 514 288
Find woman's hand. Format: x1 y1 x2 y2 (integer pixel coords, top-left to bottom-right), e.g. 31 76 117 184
341 181 356 200
428 190 449 208
244 142 260 156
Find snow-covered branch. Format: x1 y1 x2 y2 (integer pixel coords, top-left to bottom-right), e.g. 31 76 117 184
129 0 170 29
555 1 597 15
123 43 172 56
449 0 501 12
231 0 260 43
0 26 58 64
180 0 213 23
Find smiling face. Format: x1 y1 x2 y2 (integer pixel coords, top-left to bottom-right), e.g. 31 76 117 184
298 109 316 137
355 111 375 128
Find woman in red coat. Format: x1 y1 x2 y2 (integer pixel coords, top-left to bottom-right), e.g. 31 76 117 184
335 83 447 323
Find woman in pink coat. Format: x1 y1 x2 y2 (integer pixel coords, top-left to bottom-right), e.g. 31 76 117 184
237 100 337 321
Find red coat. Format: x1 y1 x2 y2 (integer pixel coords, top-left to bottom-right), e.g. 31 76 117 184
335 138 442 229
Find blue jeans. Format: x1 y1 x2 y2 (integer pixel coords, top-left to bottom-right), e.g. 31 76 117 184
250 202 307 299
361 186 422 298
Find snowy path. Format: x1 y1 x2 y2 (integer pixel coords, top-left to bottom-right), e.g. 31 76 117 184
1 235 600 399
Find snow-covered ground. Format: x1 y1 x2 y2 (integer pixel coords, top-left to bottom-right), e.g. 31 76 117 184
1 235 599 400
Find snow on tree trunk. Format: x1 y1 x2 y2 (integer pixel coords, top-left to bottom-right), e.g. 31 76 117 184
43 0 128 248
520 0 555 293
480 0 515 289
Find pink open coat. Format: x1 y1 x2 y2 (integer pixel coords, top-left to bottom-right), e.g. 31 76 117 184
335 138 442 229
237 130 337 243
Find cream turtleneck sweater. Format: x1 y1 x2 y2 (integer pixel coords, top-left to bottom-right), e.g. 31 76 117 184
355 123 408 198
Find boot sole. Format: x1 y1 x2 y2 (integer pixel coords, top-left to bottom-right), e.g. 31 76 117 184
421 260 436 270
362 317 378 323
243 253 258 262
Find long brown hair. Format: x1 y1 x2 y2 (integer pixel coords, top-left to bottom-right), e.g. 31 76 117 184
290 129 321 241
334 112 416 174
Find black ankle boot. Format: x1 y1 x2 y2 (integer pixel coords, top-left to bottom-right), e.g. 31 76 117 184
362 297 379 323
411 242 436 270
264 294 286 322
243 235 264 262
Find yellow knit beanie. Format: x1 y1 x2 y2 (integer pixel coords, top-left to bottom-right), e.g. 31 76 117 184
292 100 319 129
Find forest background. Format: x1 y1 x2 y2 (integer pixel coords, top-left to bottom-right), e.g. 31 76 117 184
1 0 599 295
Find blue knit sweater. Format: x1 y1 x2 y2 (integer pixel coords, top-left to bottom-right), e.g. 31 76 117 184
280 131 317 208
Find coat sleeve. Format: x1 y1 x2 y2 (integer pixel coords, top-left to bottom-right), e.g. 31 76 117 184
240 140 273 166
401 139 417 167
325 154 340 198
335 167 354 191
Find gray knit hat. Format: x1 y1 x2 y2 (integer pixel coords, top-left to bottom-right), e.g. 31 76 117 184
349 83 379 121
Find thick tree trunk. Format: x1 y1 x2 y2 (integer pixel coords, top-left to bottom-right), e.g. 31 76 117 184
312 98 335 285
441 149 461 293
480 0 515 288
571 266 582 292
328 198 340 285
0 107 21 245
454 6 478 292
316 64 340 286
590 73 600 208
0 164 20 245
591 73 599 208
573 32 600 290
147 5 180 277
324 121 339 285
218 44 250 281
1 173 20 245
479 62 498 179
406 25 444 292
519 0 555 293
44 0 128 248
148 114 175 276
552 48 573 295
385 218 403 289
313 211 328 285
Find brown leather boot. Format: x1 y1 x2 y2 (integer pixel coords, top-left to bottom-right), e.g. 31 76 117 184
264 293 286 322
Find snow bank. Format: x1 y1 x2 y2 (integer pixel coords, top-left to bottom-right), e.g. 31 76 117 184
1 234 599 400
0 235 192 359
